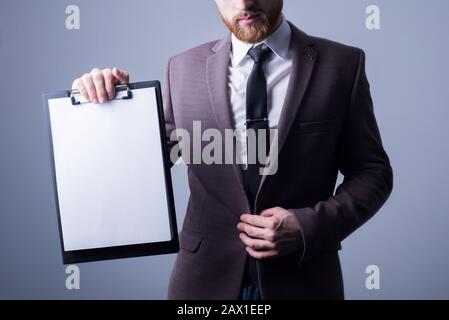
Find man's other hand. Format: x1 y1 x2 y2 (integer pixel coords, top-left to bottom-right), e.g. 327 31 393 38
237 207 303 260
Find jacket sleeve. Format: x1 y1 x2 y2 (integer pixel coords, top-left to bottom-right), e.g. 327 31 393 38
289 49 393 264
162 57 180 169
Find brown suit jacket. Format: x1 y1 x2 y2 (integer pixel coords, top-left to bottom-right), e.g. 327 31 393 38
163 22 393 300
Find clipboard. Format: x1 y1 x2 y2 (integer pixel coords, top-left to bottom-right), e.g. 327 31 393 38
43 81 179 264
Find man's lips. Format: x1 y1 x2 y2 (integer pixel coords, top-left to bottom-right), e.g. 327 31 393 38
238 14 260 25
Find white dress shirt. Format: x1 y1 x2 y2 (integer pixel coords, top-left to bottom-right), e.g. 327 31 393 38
228 18 292 167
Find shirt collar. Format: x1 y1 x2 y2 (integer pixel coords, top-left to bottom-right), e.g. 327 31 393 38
231 17 291 66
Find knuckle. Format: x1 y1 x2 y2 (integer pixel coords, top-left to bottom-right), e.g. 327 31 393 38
104 71 113 80
92 72 103 82
81 73 91 81
85 81 95 90
266 232 276 242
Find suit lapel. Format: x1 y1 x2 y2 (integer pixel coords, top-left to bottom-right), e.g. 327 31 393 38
256 24 318 209
206 36 233 134
206 35 251 213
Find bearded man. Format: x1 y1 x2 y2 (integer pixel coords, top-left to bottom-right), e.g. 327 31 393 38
72 0 393 300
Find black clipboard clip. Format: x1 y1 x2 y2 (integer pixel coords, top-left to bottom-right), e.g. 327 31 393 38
70 84 133 105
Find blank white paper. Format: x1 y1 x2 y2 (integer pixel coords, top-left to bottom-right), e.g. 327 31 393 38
48 87 172 251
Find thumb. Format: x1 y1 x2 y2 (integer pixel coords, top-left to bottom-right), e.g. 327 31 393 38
260 209 274 217
112 67 129 85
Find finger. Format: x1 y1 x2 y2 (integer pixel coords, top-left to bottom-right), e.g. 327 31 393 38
246 246 278 260
71 78 80 90
237 222 264 239
92 69 108 103
239 233 274 251
237 222 275 241
102 68 116 99
112 67 129 85
240 214 274 229
81 73 98 103
76 80 90 102
72 78 89 102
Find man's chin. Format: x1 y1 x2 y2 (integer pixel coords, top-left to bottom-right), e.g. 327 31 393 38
222 14 272 44
234 28 269 44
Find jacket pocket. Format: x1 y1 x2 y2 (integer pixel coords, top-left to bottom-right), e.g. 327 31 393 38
295 119 338 135
179 229 203 253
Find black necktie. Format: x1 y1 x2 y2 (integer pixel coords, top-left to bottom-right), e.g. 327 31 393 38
242 44 271 288
243 44 272 210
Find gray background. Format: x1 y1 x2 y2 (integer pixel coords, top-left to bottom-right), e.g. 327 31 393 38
0 0 448 299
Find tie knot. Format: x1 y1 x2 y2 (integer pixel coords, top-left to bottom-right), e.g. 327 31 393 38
248 44 272 64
